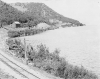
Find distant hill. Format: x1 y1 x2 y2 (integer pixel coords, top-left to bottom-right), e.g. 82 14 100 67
0 0 26 25
11 2 84 26
0 0 84 27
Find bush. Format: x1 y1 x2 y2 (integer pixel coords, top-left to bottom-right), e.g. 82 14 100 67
8 31 20 38
6 39 25 58
7 28 48 38
6 39 98 79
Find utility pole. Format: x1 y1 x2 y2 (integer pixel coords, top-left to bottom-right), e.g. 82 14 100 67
24 38 28 65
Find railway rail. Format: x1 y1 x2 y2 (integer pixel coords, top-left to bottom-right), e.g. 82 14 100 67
0 28 41 79
0 52 41 79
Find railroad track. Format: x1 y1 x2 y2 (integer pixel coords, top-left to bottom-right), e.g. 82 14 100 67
0 53 41 79
0 28 41 79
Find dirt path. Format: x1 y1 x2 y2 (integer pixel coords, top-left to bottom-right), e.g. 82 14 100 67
0 28 8 49
0 68 17 79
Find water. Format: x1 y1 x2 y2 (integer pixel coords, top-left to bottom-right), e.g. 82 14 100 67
21 25 100 78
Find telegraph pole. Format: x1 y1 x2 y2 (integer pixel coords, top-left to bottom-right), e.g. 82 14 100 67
24 38 28 65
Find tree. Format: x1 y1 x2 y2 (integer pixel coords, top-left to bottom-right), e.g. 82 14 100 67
28 21 36 28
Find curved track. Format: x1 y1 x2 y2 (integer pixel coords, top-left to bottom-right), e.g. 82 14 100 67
0 28 41 79
0 52 41 79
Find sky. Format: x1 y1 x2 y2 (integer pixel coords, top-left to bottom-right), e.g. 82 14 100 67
2 0 100 25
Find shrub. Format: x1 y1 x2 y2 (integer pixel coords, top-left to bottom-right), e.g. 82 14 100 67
6 38 25 58
6 39 98 79
55 58 67 77
8 31 20 38
8 28 47 38
26 45 37 62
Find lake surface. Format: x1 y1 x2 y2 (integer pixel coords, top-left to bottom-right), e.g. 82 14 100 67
20 25 100 78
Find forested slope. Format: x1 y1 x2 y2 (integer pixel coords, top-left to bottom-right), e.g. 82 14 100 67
0 0 84 27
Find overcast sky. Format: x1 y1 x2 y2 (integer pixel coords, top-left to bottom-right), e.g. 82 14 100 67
2 0 100 25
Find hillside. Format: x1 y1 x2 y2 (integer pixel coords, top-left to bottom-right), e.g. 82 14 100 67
0 0 84 27
11 2 84 26
0 0 27 25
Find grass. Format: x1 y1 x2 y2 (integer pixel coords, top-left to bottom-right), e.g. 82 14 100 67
6 38 98 79
0 68 16 79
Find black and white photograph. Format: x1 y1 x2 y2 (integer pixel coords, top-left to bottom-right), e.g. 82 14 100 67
0 0 100 79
